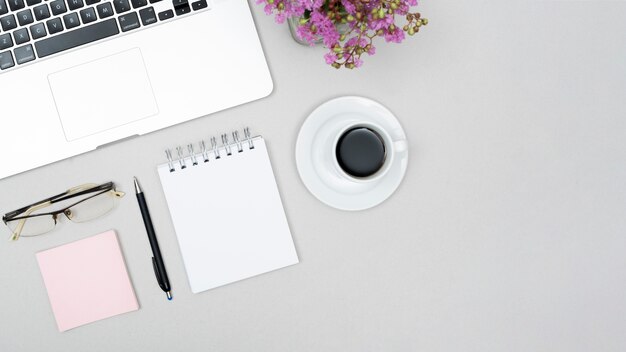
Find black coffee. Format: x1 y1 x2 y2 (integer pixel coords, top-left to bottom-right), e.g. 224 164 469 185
336 127 386 178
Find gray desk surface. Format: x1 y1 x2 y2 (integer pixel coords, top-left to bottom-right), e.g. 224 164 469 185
2 1 626 351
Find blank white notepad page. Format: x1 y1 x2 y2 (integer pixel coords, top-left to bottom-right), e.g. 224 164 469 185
158 138 298 293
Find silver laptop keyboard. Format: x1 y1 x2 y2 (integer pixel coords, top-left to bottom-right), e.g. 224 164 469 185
0 0 208 72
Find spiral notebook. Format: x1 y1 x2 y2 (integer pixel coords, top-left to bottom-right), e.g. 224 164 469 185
157 128 299 294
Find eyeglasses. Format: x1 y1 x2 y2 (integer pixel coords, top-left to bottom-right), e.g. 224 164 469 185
2 182 125 241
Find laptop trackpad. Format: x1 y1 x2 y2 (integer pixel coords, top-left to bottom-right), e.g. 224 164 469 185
48 48 159 141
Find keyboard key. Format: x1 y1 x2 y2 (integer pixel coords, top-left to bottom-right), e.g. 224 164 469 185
131 0 146 8
8 0 24 12
26 0 41 5
63 12 80 29
29 22 46 39
46 17 63 34
50 0 67 16
35 18 119 58
0 33 13 50
16 9 33 26
113 0 130 13
85 0 100 4
14 44 35 64
173 0 190 16
191 0 206 11
175 5 190 16
157 9 172 21
0 14 16 31
13 28 29 45
174 4 190 16
118 11 139 32
67 0 84 11
79 7 96 23
33 4 50 21
149 0 160 3
96 2 112 18
138 6 155 26
0 50 14 69
0 0 7 16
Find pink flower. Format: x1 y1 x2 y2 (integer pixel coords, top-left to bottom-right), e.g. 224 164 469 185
310 10 340 47
383 28 406 43
255 0 426 68
341 0 356 14
275 12 286 23
324 52 338 64
345 36 368 48
369 13 394 31
296 25 317 45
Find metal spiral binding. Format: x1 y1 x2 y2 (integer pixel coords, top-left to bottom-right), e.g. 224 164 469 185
211 136 220 159
176 146 187 169
165 128 256 172
200 140 209 163
165 149 175 172
221 134 232 156
233 131 243 153
244 127 255 149
188 144 198 166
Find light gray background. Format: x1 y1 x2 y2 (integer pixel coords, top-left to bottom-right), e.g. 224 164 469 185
2 1 626 351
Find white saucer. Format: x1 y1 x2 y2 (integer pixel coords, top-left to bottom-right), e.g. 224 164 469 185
295 96 409 211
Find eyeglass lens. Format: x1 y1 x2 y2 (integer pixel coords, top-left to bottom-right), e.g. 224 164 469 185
6 215 57 237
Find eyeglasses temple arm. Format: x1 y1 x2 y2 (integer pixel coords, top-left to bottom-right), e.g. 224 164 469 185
50 182 115 205
8 201 53 241
3 190 67 220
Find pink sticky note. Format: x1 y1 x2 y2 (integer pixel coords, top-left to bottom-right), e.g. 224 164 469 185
36 230 139 332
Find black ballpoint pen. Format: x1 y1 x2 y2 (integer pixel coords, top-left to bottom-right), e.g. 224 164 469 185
134 177 172 301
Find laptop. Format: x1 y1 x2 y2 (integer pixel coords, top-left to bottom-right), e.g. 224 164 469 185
0 0 273 180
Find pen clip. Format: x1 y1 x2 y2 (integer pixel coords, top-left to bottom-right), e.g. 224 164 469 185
152 257 166 291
